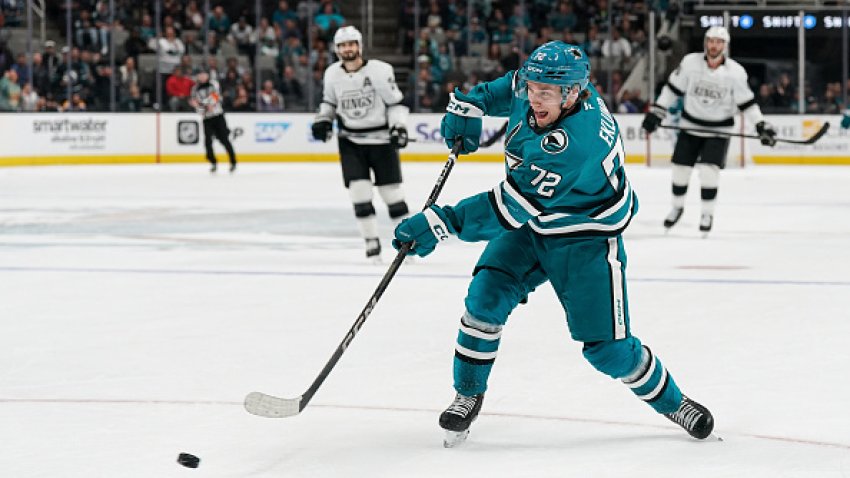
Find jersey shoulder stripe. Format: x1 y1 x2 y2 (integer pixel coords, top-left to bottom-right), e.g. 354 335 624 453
738 97 757 111
666 81 685 97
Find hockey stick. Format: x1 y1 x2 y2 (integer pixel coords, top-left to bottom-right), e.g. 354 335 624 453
659 122 830 145
480 121 508 147
244 142 463 419
393 124 506 146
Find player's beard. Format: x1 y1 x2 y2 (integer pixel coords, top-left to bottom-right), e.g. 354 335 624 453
340 50 360 62
705 44 724 62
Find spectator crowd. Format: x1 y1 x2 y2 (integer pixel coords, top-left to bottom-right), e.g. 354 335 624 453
0 0 846 115
399 0 655 113
0 0 346 112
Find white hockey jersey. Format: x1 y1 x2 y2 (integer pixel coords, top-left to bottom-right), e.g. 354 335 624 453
316 59 408 145
656 53 764 136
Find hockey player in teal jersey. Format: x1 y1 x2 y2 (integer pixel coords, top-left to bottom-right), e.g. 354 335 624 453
393 41 715 447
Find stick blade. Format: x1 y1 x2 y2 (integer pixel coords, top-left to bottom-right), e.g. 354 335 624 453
244 391 302 418
804 121 830 144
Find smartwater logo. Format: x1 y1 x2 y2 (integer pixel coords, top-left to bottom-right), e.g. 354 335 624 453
255 122 291 143
33 118 107 133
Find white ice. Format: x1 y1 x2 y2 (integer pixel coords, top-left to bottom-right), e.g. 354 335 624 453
1 161 849 477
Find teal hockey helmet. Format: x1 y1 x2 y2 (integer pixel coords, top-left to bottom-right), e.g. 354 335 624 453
515 41 590 104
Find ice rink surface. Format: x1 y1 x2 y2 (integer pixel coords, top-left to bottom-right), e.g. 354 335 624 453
1 160 849 477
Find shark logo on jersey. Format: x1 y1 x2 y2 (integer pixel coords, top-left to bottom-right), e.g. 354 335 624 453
541 129 568 154
692 80 727 107
340 89 376 119
505 150 523 170
503 123 523 169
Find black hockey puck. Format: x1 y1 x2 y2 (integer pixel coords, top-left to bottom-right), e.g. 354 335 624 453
177 452 200 468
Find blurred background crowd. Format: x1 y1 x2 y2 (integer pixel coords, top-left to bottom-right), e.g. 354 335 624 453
0 0 847 115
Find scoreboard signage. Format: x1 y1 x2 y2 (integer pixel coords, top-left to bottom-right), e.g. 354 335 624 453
695 9 850 36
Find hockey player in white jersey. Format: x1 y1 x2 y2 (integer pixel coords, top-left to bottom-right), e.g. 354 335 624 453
642 26 777 234
312 26 411 261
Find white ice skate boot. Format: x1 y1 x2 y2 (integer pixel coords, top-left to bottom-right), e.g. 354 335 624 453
699 214 713 238
365 238 381 264
663 207 684 230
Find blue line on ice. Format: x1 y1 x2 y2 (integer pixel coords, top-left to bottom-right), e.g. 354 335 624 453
1 265 848 287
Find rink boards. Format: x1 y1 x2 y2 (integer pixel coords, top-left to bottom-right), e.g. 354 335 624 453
0 112 847 166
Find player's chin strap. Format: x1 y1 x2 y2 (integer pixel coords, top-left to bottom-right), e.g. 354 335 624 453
559 95 583 120
560 84 581 108
553 88 587 125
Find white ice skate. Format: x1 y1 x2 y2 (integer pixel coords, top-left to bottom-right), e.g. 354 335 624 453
365 238 381 264
699 214 713 238
663 207 684 232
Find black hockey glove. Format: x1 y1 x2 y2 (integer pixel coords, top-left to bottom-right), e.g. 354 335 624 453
756 121 777 147
390 126 409 149
311 120 333 142
641 105 666 133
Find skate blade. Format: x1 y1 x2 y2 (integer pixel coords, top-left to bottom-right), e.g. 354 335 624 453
707 432 723 442
700 231 710 239
443 430 469 448
368 256 382 265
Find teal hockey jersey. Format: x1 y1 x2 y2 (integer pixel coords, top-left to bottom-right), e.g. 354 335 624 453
441 71 638 241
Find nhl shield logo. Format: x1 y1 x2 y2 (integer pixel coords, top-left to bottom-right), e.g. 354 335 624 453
541 129 568 154
177 120 199 144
